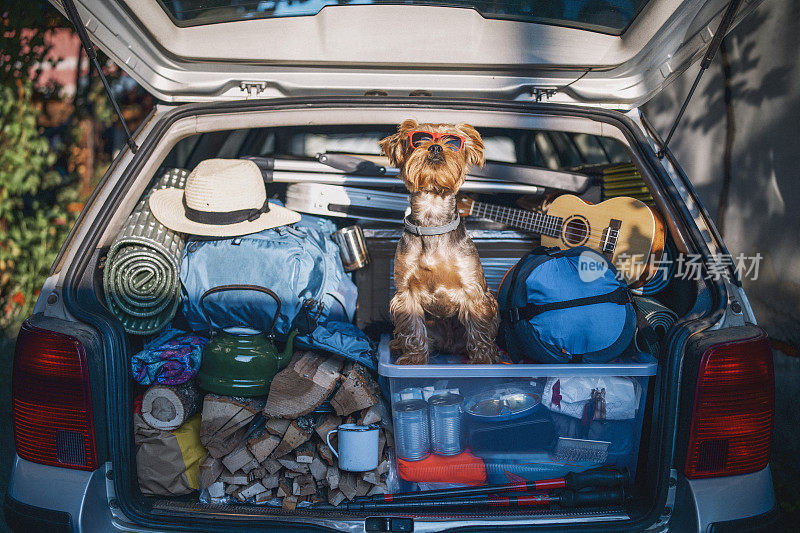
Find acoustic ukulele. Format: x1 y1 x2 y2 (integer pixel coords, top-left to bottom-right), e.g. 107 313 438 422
457 194 665 288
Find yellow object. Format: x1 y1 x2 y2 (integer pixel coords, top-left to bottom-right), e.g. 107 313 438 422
172 414 205 489
602 164 655 206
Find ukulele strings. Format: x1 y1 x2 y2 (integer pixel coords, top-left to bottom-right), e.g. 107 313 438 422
472 204 620 247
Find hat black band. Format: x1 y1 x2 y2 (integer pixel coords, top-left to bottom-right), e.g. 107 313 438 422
182 196 270 225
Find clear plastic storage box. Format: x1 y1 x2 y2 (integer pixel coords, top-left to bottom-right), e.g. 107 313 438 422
378 336 657 488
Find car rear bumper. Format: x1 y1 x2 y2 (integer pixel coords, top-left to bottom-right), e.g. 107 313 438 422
4 494 72 533
5 459 777 533
5 455 113 533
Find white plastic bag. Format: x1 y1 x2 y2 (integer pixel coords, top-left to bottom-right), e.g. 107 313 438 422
542 376 639 420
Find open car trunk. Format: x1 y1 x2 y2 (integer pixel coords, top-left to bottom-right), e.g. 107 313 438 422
93 98 703 531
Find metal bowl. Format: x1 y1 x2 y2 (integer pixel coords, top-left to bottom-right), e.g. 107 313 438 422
464 385 541 422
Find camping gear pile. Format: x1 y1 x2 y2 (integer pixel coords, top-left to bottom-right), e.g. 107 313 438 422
119 157 679 511
126 159 391 507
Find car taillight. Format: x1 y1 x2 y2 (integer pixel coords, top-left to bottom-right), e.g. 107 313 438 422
684 333 773 479
12 320 97 471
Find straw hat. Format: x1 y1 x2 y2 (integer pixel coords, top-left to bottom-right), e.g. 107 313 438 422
149 159 300 237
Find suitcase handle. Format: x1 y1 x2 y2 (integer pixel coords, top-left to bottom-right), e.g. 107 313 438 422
199 284 281 336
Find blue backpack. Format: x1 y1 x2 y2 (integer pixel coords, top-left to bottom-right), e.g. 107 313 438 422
180 214 357 340
498 246 636 363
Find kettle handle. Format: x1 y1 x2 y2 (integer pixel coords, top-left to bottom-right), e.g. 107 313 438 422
199 285 282 336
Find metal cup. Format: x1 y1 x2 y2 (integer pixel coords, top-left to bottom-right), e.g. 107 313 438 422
332 225 370 271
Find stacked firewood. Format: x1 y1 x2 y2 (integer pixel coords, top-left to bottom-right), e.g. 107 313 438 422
198 353 392 509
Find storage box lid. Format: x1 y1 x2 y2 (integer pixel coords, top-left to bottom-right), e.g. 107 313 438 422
377 335 657 378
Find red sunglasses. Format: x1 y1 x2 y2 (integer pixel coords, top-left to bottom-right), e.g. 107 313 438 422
407 130 467 152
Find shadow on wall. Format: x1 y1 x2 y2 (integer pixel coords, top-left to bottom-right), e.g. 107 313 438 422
643 0 800 346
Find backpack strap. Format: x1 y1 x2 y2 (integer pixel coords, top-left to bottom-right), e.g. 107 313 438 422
503 286 632 323
503 246 562 313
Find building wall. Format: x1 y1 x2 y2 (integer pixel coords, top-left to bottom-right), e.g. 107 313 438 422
644 0 800 345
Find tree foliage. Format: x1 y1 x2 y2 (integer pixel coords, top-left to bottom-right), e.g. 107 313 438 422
0 5 78 333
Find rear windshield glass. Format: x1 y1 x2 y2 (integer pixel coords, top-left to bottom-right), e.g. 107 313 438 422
157 0 648 35
162 125 631 172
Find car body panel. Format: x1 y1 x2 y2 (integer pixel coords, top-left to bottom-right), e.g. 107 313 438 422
51 0 763 107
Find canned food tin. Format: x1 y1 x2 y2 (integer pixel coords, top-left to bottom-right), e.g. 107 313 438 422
428 393 465 456
393 399 430 461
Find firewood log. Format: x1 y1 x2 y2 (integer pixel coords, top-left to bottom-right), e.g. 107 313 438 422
263 458 282 475
222 446 257 474
317 442 336 466
141 381 202 431
282 495 298 511
295 442 315 464
225 484 240 495
376 459 390 476
309 457 327 482
199 455 224 489
254 490 273 504
277 458 310 474
314 414 341 442
207 481 225 499
338 472 358 500
263 352 343 419
355 478 371 497
367 484 387 496
261 474 280 489
200 395 260 458
326 466 340 490
272 421 312 458
293 474 316 497
248 467 266 482
265 418 291 437
330 364 379 416
328 489 346 507
235 481 267 500
361 470 381 485
220 470 249 485
247 433 281 463
277 479 292 498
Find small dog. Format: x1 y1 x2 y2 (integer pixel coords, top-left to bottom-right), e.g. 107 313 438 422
379 119 499 365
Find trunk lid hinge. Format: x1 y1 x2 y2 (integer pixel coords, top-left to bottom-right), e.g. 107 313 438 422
531 87 558 102
657 0 742 158
62 0 138 153
240 81 268 99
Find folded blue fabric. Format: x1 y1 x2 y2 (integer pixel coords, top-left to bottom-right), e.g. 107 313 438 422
295 320 376 371
131 328 208 385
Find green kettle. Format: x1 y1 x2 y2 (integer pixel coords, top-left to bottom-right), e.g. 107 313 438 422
197 285 297 397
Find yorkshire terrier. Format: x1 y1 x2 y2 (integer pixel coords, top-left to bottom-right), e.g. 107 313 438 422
379 119 499 365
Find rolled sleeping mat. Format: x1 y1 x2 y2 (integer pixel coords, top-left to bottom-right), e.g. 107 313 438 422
103 168 188 334
633 296 678 352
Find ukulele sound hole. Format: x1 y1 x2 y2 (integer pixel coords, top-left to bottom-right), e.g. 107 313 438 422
563 216 589 246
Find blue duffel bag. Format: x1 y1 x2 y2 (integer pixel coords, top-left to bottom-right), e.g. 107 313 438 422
498 246 636 363
180 213 357 340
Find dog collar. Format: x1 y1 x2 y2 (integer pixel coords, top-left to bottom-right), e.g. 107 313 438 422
403 215 461 236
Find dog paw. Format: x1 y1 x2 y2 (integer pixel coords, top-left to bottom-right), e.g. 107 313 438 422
395 353 428 365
